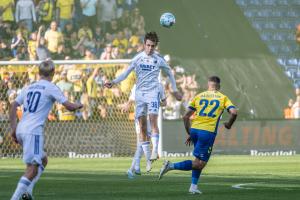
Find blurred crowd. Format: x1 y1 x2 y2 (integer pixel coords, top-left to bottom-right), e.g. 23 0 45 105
0 0 145 61
0 0 201 122
284 87 300 119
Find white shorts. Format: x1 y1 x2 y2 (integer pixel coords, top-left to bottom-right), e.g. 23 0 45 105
17 133 45 165
135 91 160 119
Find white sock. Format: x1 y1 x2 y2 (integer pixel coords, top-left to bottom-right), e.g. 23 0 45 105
141 141 151 161
134 143 143 171
151 134 159 154
27 165 45 195
11 176 31 200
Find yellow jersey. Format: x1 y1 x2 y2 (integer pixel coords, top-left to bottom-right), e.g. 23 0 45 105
188 90 235 133
56 0 74 19
0 0 14 22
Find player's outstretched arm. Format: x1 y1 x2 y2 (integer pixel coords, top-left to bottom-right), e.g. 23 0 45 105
63 101 83 112
224 108 238 129
9 101 20 144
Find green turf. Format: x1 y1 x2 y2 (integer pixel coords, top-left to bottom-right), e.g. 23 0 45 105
1 156 300 199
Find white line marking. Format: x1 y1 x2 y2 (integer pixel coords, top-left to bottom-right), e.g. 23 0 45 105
232 183 255 189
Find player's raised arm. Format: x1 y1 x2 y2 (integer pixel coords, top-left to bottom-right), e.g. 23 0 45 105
104 64 135 88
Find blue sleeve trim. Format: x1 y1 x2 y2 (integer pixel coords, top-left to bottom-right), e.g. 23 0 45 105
226 106 235 112
188 106 196 111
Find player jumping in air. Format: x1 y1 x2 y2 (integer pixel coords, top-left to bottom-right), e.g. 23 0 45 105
105 31 182 162
158 76 238 194
10 59 83 200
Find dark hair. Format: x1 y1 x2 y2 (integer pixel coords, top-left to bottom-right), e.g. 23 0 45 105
144 31 159 44
208 76 221 84
39 59 55 77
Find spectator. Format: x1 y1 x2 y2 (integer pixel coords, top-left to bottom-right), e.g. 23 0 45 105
107 20 120 35
112 31 128 54
296 24 300 45
284 98 294 119
94 24 105 57
0 40 13 60
67 64 85 101
36 0 55 26
36 25 50 60
80 0 98 31
0 100 9 121
56 91 77 121
78 22 95 49
292 95 300 119
0 0 15 24
56 70 74 93
97 0 117 33
131 8 145 32
11 32 27 57
27 31 37 60
100 43 113 60
15 0 37 32
56 0 75 31
73 0 83 29
44 21 64 56
0 19 14 41
63 22 75 48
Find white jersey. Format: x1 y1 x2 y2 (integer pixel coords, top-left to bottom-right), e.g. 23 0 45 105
15 80 67 135
113 51 177 94
129 83 166 102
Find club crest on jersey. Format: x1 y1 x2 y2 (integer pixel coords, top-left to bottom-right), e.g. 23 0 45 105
140 64 155 71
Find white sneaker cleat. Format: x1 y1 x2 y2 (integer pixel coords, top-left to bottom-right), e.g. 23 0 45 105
146 160 152 172
127 169 135 179
189 187 202 195
158 160 171 180
150 152 159 162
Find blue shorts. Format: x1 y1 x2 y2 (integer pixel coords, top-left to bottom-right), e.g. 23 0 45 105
190 128 216 162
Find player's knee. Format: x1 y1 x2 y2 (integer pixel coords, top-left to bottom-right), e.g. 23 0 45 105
193 159 206 170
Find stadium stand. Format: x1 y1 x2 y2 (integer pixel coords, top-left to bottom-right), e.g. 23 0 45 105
236 0 300 87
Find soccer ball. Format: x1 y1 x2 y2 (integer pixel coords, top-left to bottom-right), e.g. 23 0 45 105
160 12 176 28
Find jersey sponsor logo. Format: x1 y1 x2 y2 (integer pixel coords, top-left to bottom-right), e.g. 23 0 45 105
140 64 155 71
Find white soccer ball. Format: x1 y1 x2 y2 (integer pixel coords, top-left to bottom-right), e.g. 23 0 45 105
160 12 175 28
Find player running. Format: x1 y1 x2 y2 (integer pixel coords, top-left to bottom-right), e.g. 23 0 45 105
158 76 238 194
10 59 83 200
105 31 182 161
120 83 166 178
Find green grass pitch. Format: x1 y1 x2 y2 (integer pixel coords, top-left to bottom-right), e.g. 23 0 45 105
1 155 300 199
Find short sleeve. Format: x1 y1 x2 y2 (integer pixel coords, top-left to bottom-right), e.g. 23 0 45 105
224 96 235 111
188 97 197 111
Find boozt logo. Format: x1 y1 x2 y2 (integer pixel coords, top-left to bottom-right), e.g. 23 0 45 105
140 64 155 71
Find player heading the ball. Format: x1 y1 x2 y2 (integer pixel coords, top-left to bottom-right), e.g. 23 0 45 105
104 31 182 161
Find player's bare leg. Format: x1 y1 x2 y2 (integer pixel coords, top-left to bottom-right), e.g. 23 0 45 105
137 116 152 173
11 164 38 200
25 156 48 197
149 114 159 161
